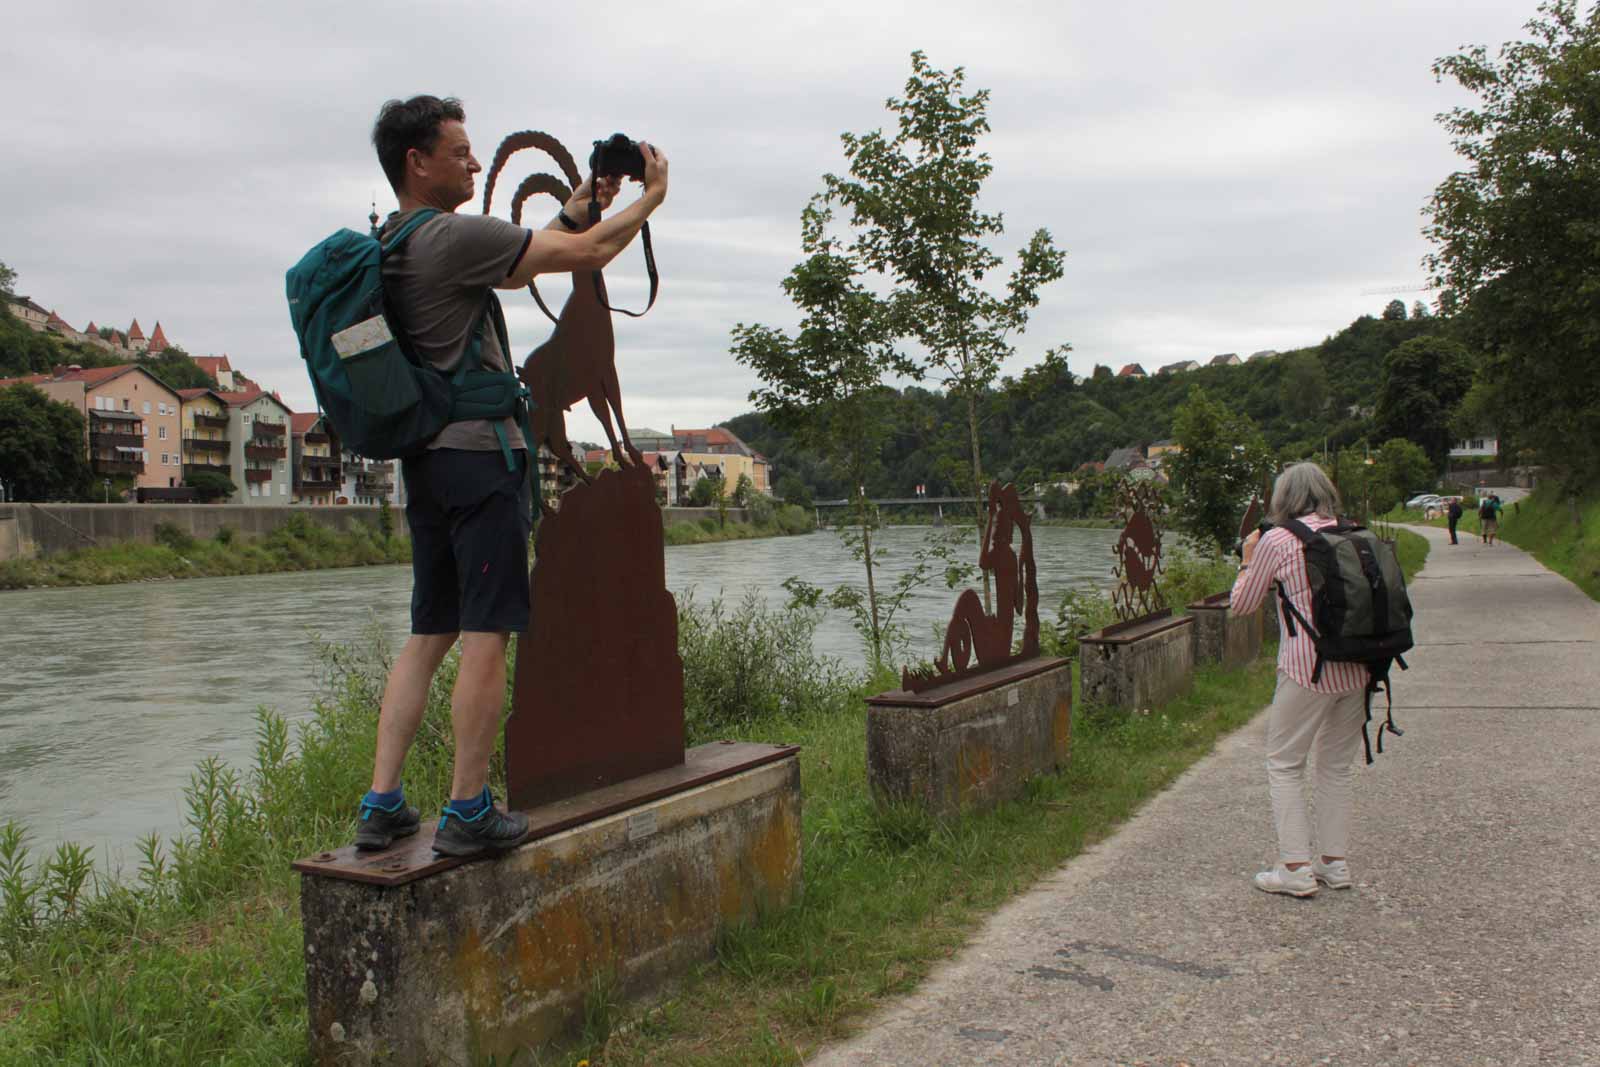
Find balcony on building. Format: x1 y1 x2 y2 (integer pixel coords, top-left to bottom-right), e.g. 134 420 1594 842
89 410 144 450
303 430 330 445
183 434 230 454
192 412 229 431
244 468 273 484
245 442 286 461
355 475 394 496
93 455 145 476
252 420 287 438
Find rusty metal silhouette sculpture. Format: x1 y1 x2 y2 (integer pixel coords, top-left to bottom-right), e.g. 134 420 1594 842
482 131 639 501
902 482 1040 693
1111 478 1168 622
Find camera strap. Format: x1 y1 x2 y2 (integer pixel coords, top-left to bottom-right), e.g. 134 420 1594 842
527 201 658 323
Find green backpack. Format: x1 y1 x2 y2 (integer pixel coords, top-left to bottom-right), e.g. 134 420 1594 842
284 208 532 470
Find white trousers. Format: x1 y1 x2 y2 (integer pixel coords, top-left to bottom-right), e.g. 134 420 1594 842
1265 672 1367 863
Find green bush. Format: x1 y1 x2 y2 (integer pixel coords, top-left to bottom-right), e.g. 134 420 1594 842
152 521 195 553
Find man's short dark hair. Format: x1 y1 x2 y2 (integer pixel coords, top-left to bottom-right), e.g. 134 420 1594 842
372 95 466 192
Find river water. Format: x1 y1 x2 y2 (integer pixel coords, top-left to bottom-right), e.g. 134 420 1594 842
0 525 1120 863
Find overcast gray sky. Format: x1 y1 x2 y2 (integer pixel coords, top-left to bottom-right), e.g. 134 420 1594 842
3 0 1531 443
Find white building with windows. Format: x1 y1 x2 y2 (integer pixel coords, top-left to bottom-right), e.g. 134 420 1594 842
218 389 294 504
1449 434 1499 459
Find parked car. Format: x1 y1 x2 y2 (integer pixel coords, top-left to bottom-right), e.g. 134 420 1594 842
1405 493 1444 510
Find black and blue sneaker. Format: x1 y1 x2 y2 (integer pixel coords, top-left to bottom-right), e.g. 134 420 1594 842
354 796 421 851
432 789 530 858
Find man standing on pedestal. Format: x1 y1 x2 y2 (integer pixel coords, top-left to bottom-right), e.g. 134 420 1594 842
352 95 667 857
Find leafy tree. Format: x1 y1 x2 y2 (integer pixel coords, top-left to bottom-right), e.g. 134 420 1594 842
775 473 813 510
1277 350 1329 421
0 383 92 500
1166 386 1273 554
1373 336 1475 467
732 472 755 507
184 467 236 502
1375 438 1433 508
687 474 721 508
1382 299 1407 321
138 345 217 392
0 259 14 297
822 51 1066 604
732 198 910 663
1426 1 1600 500
1411 300 1430 320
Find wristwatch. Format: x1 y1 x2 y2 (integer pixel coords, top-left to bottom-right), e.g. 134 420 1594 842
556 210 580 231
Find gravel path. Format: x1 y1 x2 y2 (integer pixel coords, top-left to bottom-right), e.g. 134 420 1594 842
808 525 1600 1066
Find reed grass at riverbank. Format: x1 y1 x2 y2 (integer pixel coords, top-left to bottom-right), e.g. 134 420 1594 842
663 503 814 546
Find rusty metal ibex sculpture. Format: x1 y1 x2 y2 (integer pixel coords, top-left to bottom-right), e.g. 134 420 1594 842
482 131 641 502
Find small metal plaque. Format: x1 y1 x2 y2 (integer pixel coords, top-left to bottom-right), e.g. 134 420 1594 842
626 810 658 842
1007 688 1020 707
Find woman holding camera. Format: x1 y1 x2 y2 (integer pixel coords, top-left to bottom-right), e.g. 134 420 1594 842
1230 462 1367 898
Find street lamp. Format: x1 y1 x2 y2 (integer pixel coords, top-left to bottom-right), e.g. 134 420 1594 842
103 478 111 504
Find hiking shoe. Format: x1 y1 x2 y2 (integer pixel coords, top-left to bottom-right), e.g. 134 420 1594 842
354 799 420 851
1253 863 1319 898
432 795 530 857
1312 858 1353 890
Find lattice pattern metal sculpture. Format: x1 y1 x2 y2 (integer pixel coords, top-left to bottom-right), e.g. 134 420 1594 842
1110 478 1168 622
482 131 639 502
902 482 1040 693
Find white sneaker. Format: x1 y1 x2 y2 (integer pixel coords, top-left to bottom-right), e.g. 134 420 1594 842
1254 863 1318 897
1311 858 1352 889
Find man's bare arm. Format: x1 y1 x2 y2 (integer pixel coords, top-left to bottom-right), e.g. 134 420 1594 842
500 144 667 287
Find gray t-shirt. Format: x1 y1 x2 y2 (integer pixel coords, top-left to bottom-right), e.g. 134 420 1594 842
380 209 532 452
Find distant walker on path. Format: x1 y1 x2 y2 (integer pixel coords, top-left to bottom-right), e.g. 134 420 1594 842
1447 498 1463 545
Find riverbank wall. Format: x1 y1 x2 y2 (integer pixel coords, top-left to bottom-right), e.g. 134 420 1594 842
0 503 759 562
0 503 398 561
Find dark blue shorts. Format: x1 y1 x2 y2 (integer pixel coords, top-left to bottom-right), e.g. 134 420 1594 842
401 448 532 634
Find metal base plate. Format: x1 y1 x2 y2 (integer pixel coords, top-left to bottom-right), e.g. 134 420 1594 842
292 740 799 887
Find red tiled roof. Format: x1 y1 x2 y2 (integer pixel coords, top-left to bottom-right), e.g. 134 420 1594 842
64 364 138 387
1117 363 1147 377
290 413 322 434
177 387 215 400
149 322 168 344
128 319 145 341
215 388 264 407
192 354 232 375
84 320 99 335
0 373 51 389
47 310 69 328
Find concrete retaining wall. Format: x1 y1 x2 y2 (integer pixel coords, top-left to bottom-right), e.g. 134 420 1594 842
299 755 802 1065
1188 598 1265 670
866 659 1072 817
0 503 397 561
1080 613 1195 712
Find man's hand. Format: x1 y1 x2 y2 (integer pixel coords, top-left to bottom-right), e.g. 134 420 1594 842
640 142 668 204
561 173 623 228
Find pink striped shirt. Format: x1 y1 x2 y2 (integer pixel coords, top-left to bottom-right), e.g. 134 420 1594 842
1229 513 1368 694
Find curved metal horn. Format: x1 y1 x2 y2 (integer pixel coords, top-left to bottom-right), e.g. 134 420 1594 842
510 173 574 226
482 130 582 214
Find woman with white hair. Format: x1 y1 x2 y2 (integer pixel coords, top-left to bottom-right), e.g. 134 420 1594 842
1230 462 1367 897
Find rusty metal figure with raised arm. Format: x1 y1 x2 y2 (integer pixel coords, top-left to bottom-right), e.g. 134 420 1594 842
902 481 1040 693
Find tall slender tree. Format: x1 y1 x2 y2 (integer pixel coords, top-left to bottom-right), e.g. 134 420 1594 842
732 201 913 666
823 51 1067 605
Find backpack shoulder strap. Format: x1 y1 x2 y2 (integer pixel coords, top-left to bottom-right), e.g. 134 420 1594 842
378 208 441 257
1280 517 1318 545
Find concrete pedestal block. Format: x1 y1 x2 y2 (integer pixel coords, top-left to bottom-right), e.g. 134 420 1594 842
299 753 801 1065
1079 612 1195 712
865 658 1072 817
1187 595 1264 669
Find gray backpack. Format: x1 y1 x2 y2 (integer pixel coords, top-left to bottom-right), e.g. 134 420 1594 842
1278 518 1415 762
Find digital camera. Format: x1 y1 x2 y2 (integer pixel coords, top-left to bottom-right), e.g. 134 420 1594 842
590 133 647 181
